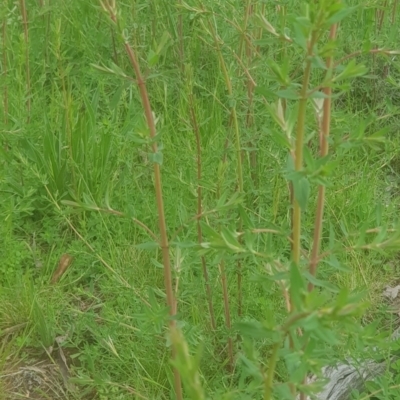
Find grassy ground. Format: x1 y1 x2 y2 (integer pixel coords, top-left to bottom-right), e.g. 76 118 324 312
1 1 400 399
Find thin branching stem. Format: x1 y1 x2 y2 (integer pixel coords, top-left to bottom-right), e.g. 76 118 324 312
219 260 234 369
123 39 183 400
263 342 279 400
61 201 159 242
392 0 398 25
203 15 244 316
100 2 183 398
2 1 8 129
177 0 184 72
19 0 31 122
308 24 338 291
188 80 217 330
292 33 318 268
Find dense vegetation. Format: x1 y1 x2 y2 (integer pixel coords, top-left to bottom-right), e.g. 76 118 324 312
1 0 400 399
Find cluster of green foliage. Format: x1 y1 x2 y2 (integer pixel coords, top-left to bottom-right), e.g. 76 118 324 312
1 0 400 399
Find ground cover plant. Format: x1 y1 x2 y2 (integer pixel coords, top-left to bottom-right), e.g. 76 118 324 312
1 0 400 399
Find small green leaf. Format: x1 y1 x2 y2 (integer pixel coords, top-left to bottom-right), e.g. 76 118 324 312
326 6 358 25
334 60 368 82
276 88 300 100
292 17 310 50
335 288 350 309
136 241 160 250
149 151 163 165
109 62 128 78
292 176 310 211
151 259 164 269
220 227 244 253
200 222 221 242
303 272 339 293
91 63 129 80
148 49 160 67
62 200 82 208
238 205 254 229
170 241 197 249
289 262 305 310
237 354 264 380
156 31 171 54
309 90 330 99
216 189 229 209
303 146 316 171
324 256 350 272
235 321 278 340
364 127 388 149
109 84 125 110
91 63 112 74
329 223 336 248
313 326 339 345
256 14 278 37
269 128 292 149
255 85 275 99
268 59 289 85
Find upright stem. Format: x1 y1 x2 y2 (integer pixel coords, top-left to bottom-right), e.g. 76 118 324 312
238 0 252 60
188 88 216 330
205 18 244 315
19 0 31 123
111 27 119 65
220 260 234 370
291 33 318 400
206 20 243 194
392 0 398 25
263 312 309 400
263 342 280 400
2 2 8 128
377 0 388 32
298 23 338 400
256 4 266 55
292 35 317 268
100 2 183 398
177 0 184 72
215 163 234 370
124 42 182 400
308 24 338 291
244 1 258 186
54 18 76 192
42 0 51 67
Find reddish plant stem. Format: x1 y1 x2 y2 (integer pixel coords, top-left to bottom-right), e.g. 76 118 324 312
188 91 216 331
308 24 338 291
176 0 184 74
111 27 119 65
334 48 390 68
220 260 234 370
101 2 183 398
2 7 8 128
244 2 258 186
292 33 318 269
299 24 339 400
292 26 320 400
19 0 31 122
377 0 388 32
215 164 234 370
205 16 244 317
392 0 398 25
124 42 183 400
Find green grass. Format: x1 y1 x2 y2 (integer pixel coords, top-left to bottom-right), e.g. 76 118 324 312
1 0 400 399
